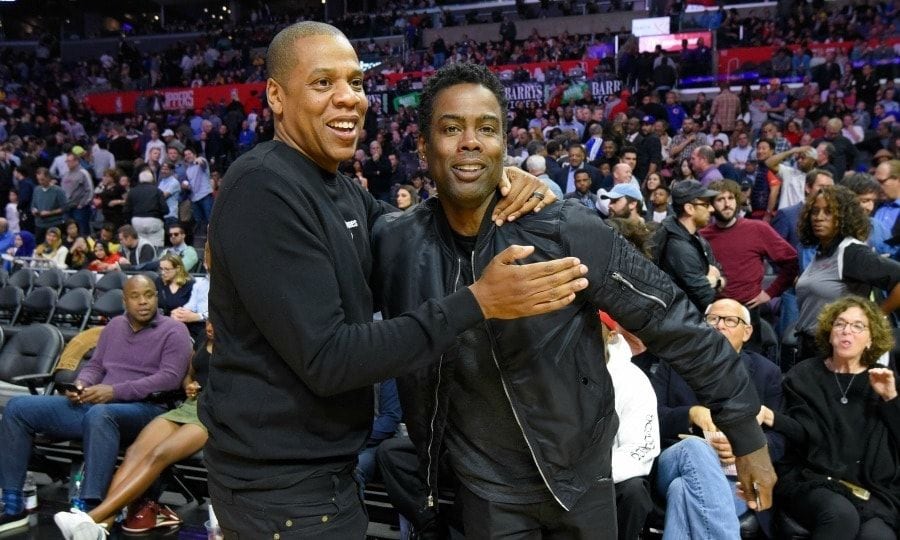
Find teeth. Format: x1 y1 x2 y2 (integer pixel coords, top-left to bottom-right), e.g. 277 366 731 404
455 165 483 171
328 121 355 130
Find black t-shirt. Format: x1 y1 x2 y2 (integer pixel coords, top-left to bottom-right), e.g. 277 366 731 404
443 232 551 504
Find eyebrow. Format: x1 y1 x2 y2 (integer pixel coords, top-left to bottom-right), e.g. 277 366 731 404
309 67 363 79
437 113 501 123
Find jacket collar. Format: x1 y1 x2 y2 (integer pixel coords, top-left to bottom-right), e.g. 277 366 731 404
430 193 500 254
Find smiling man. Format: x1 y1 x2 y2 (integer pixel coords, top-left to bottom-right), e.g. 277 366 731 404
372 62 776 538
203 23 590 538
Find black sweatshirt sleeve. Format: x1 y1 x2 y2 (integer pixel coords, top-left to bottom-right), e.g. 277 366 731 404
842 243 900 291
214 168 484 397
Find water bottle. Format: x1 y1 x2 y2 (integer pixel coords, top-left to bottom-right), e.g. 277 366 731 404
23 472 37 512
69 464 86 511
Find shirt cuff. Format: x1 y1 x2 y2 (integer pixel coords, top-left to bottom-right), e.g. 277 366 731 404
441 287 485 334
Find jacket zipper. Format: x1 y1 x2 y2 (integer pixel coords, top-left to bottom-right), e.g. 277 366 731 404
473 250 571 511
610 272 667 309
426 258 462 508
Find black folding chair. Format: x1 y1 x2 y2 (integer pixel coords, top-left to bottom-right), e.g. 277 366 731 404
63 269 97 293
53 289 94 341
18 286 59 325
35 267 66 294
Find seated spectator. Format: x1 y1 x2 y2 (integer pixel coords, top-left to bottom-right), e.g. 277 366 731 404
155 254 194 316
169 245 209 340
55 321 213 538
65 237 94 270
355 378 402 488
873 160 899 260
844 173 893 256
563 169 599 213
653 298 784 539
116 225 156 269
62 219 94 252
155 224 198 273
602 313 659 540
759 296 898 539
395 185 420 211
3 231 35 272
645 185 673 224
0 275 192 533
87 241 123 272
35 226 69 269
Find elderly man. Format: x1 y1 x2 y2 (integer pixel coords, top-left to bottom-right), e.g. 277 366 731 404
652 298 784 539
691 145 724 187
372 61 774 538
874 160 900 260
0 275 192 533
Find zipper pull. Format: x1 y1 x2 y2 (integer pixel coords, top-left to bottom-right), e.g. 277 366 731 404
427 494 435 508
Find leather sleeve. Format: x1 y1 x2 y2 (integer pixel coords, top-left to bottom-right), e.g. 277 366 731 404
661 233 717 312
561 203 767 456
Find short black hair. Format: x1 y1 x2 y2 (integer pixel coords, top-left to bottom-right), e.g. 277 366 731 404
843 173 881 196
418 62 508 142
266 22 346 85
620 145 638 157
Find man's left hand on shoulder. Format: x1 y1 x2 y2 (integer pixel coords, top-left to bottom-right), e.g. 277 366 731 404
492 167 557 225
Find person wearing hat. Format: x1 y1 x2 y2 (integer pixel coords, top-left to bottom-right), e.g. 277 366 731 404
651 180 724 312
635 115 662 182
601 183 645 223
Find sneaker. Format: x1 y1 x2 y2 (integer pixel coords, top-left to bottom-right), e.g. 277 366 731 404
122 500 157 534
54 509 109 540
0 511 29 533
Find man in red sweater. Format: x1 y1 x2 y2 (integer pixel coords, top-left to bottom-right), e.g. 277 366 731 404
700 179 798 309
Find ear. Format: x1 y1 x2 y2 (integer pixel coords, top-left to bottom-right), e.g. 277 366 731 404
417 135 427 161
266 79 284 116
742 322 753 343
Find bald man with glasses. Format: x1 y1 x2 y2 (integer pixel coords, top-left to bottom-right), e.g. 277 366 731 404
652 298 785 538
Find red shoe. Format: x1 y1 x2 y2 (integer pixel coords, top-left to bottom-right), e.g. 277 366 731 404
122 500 157 533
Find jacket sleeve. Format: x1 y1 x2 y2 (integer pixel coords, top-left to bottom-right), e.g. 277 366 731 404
213 168 484 397
561 203 766 456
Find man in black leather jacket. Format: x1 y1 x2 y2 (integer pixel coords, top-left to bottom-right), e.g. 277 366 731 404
372 63 776 539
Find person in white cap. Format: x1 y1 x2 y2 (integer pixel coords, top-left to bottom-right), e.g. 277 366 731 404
764 145 818 209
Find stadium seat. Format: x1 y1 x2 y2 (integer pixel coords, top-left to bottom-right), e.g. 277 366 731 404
53 289 94 341
90 289 125 323
0 324 64 395
94 270 127 298
0 285 24 326
63 269 97 293
8 268 36 295
35 267 66 294
19 286 59 325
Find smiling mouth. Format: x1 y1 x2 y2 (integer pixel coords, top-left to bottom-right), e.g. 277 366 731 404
326 120 357 133
453 164 485 173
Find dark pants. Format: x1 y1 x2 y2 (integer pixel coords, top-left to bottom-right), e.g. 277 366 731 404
208 470 368 539
784 487 896 540
614 477 652 540
457 479 617 540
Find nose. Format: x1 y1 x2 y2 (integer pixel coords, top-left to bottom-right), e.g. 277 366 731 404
459 127 482 152
332 80 362 109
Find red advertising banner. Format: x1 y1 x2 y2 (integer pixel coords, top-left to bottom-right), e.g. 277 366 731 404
718 37 900 77
381 59 600 87
83 83 267 115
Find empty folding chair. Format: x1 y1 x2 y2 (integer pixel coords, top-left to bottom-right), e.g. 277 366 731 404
89 289 125 326
53 289 93 341
0 268 9 287
35 267 66 294
94 270 127 299
63 269 96 293
0 285 24 326
8 268 36 295
0 324 64 395
19 286 59 325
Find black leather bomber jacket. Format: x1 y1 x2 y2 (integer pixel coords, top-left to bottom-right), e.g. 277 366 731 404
371 196 766 512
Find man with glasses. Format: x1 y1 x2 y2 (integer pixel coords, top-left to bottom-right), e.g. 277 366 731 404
874 160 900 260
160 225 198 273
652 298 785 539
652 180 724 312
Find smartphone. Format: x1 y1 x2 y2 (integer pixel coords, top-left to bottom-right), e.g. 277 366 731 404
57 382 83 394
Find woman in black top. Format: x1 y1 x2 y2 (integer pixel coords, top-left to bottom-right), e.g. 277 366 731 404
154 253 193 316
759 296 899 539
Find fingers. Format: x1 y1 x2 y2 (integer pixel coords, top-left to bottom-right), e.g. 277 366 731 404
528 292 578 316
493 245 536 265
494 182 538 225
523 263 589 295
498 168 512 196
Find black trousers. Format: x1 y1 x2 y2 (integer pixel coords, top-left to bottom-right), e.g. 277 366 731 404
614 477 653 540
783 487 897 540
208 469 368 539
457 479 617 540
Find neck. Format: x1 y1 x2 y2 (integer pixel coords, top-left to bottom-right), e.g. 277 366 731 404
678 215 697 234
828 356 864 373
654 203 667 211
444 196 493 237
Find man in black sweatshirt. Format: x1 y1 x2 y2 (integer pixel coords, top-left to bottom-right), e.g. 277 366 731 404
202 22 584 538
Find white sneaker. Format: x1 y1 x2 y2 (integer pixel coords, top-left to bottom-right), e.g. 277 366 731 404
53 509 108 540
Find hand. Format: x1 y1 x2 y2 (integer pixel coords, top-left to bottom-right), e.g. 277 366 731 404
171 307 201 323
734 445 777 511
746 290 771 309
688 405 717 432
709 433 736 465
64 380 85 405
492 167 557 225
869 368 897 401
469 245 588 320
757 405 775 427
79 384 115 404
185 381 202 399
706 265 721 288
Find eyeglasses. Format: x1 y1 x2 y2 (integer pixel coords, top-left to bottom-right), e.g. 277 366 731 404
832 320 868 334
705 314 748 328
876 176 897 184
159 267 175 272
689 200 710 208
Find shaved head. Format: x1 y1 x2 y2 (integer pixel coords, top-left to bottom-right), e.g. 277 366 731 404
266 21 348 85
